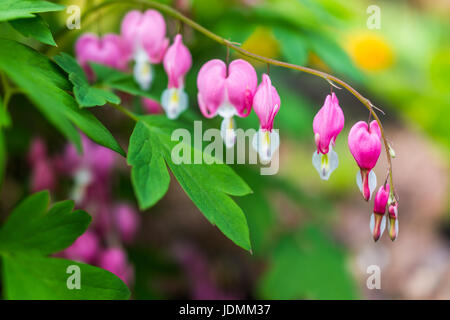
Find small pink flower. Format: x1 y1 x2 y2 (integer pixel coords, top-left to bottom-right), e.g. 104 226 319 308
75 33 128 80
371 183 389 241
62 230 100 264
113 203 139 244
28 138 55 192
312 93 344 180
161 34 192 119
141 97 163 114
121 10 169 90
197 59 257 147
348 120 382 200
251 74 281 162
98 247 134 286
388 201 399 241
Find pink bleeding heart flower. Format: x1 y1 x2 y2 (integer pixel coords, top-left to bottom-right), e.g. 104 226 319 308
251 74 281 163
113 203 139 244
56 135 116 205
312 93 345 180
28 138 56 192
62 230 100 264
371 183 389 241
98 247 134 286
161 34 192 119
121 10 169 90
197 59 257 147
348 120 382 201
387 200 399 241
141 97 163 114
75 33 128 81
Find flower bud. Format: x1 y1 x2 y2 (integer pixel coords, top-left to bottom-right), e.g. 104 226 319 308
98 247 134 286
388 202 399 241
113 203 139 244
370 184 389 241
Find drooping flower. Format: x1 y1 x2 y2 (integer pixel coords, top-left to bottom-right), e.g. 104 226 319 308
141 97 163 114
161 34 192 119
197 59 257 147
55 135 116 205
62 230 100 264
387 200 399 241
371 183 389 241
28 138 56 192
98 247 134 286
75 33 128 81
251 74 280 162
113 203 139 244
348 120 382 200
121 10 169 90
312 92 344 180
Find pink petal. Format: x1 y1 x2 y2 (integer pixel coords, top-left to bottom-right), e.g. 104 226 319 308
348 120 382 170
197 59 227 117
226 59 257 116
253 74 280 131
163 34 192 89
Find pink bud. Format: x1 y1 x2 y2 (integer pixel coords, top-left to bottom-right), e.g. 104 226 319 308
142 97 163 114
313 93 344 154
163 34 192 89
75 33 128 80
253 74 280 132
63 230 100 264
113 203 139 244
98 247 134 286
348 120 382 200
370 184 389 242
121 10 168 63
197 59 257 118
388 202 399 241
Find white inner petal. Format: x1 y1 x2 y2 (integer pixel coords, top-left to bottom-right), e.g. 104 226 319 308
380 214 386 237
252 128 279 163
217 101 237 118
356 169 377 199
220 117 236 148
370 213 387 240
161 88 188 120
312 144 339 181
134 59 153 90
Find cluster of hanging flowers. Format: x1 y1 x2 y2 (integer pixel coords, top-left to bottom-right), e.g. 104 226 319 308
75 9 397 242
312 93 398 241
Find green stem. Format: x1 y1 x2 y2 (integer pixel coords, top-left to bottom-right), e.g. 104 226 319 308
52 0 398 200
110 103 139 122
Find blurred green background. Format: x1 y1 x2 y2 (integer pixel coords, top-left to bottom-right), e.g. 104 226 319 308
1 0 449 299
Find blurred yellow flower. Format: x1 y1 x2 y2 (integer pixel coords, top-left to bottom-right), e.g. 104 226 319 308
240 27 280 66
346 31 394 72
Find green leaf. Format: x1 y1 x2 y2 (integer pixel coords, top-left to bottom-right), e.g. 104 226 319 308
0 40 124 156
90 63 160 100
2 254 130 300
0 191 91 255
0 99 12 128
307 31 364 83
127 116 252 251
273 27 308 66
54 53 121 108
0 129 5 188
9 15 56 46
258 226 357 299
0 0 64 22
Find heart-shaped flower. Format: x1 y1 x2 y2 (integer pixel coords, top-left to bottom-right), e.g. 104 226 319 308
348 120 382 200
197 59 257 147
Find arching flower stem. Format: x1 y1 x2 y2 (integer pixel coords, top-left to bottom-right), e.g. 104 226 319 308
54 0 398 201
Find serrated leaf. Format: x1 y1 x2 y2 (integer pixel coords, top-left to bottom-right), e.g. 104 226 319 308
54 53 121 108
258 226 357 299
127 116 252 251
2 255 130 300
0 191 91 255
0 0 64 22
9 15 56 46
0 40 124 156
